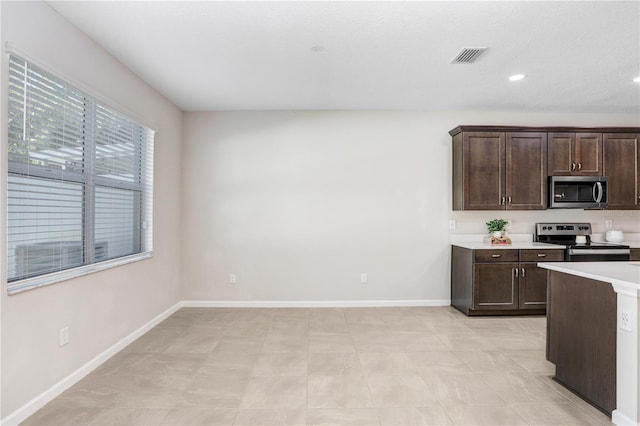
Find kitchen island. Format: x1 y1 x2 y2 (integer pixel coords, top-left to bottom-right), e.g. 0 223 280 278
538 261 640 426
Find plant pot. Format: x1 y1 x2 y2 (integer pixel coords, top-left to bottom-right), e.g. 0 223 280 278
492 231 504 238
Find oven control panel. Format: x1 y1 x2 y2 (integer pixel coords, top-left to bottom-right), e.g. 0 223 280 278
536 222 591 236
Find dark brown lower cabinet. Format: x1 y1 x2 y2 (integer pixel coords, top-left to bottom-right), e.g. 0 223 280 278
546 270 616 415
519 262 549 310
631 248 640 261
473 263 518 310
451 245 563 316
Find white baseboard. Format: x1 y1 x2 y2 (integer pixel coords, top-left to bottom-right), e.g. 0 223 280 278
612 409 637 426
182 299 451 308
1 302 183 426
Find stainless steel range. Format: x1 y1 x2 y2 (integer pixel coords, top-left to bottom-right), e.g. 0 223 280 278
535 222 630 261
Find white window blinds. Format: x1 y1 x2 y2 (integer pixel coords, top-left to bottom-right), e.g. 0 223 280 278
7 54 154 293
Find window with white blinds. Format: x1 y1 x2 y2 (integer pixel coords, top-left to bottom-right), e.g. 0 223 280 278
7 54 154 294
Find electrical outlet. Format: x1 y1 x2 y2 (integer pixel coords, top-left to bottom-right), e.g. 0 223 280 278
448 220 456 230
620 310 633 332
605 220 613 229
360 273 368 284
229 273 237 284
59 326 69 346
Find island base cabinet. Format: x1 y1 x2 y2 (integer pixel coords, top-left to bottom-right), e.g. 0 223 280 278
546 270 616 415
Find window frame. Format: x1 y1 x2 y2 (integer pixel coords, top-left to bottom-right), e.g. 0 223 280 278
6 53 154 295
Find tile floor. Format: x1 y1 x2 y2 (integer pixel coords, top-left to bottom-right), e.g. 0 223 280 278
23 307 612 425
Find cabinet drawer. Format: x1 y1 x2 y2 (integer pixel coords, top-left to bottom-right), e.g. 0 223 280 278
520 249 565 262
474 249 518 263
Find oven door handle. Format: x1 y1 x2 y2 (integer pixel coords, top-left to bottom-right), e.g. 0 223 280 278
593 182 603 203
568 248 630 255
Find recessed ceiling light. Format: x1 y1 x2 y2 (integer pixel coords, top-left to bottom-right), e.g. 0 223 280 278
634 76 640 83
509 74 526 81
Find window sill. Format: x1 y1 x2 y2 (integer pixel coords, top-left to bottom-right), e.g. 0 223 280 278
7 251 153 295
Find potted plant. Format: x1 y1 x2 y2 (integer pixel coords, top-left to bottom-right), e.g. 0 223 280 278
486 219 508 238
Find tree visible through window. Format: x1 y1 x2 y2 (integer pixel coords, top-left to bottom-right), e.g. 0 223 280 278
6 55 154 292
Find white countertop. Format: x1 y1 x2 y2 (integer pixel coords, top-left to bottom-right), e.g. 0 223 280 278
592 233 640 249
452 232 640 250
592 241 640 249
452 242 564 250
538 261 640 287
451 233 564 250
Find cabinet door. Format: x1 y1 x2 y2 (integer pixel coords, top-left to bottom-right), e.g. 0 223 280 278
631 249 640 262
574 133 603 175
506 132 547 209
463 132 505 210
603 133 639 209
473 263 518 310
548 132 603 176
519 263 548 310
548 132 574 175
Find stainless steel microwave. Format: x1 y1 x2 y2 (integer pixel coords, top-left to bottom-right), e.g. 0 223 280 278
549 176 608 209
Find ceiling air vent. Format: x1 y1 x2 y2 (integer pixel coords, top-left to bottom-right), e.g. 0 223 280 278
450 47 488 64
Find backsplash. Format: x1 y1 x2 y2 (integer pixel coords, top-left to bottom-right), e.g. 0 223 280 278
449 209 640 235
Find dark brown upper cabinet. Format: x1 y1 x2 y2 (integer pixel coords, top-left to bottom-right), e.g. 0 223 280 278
451 126 640 211
548 132 603 176
452 128 547 210
506 132 548 210
603 133 639 209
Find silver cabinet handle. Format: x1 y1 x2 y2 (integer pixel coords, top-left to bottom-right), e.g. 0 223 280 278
507 196 512 205
521 268 525 277
571 163 576 171
537 253 547 257
577 163 582 171
501 196 506 205
514 268 519 278
491 254 501 258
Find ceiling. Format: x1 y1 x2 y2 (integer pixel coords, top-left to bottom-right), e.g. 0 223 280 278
48 1 640 113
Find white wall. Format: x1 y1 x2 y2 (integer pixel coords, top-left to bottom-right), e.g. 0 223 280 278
182 111 640 303
1 1 639 419
1 2 183 419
